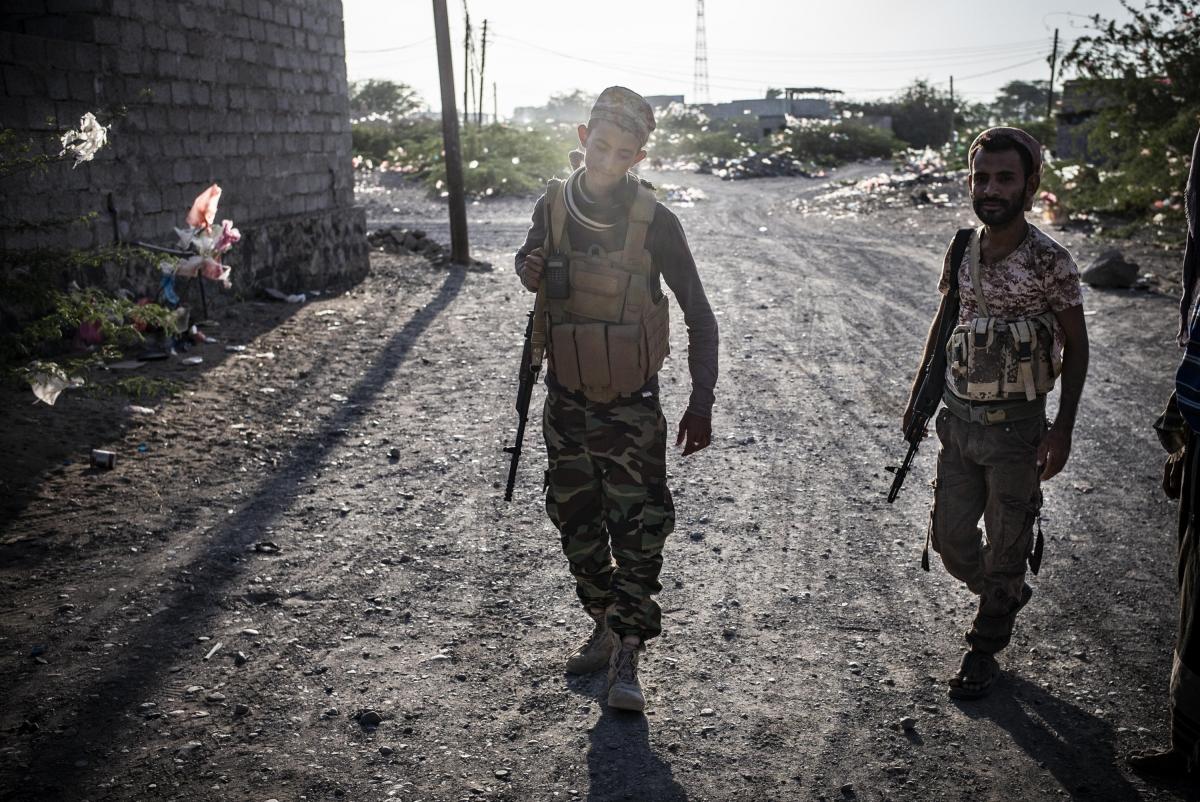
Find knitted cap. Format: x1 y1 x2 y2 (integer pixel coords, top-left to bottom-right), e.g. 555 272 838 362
968 126 1044 177
589 86 655 145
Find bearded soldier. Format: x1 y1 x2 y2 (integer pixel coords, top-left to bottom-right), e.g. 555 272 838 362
514 87 719 712
903 127 1090 699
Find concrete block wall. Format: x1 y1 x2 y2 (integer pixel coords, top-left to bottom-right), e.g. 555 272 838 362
0 0 368 295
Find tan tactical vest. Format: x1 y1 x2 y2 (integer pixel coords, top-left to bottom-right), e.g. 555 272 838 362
945 229 1060 402
543 177 670 403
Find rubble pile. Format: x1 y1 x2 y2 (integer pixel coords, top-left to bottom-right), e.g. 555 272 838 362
699 153 816 181
660 184 708 207
367 226 450 266
793 148 966 218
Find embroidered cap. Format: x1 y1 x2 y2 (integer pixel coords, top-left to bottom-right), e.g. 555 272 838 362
968 126 1044 178
589 86 655 145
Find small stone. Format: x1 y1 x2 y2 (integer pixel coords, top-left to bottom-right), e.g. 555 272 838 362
359 710 383 728
205 691 226 704
841 783 855 796
240 628 259 636
494 769 511 780
700 708 715 717
689 532 705 542
899 716 917 731
388 447 401 460
234 651 249 666
379 746 394 757
177 741 203 757
185 685 204 695
233 703 250 716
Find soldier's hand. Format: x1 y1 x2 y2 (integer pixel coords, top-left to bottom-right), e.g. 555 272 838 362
676 411 712 457
1164 448 1186 499
1037 424 1072 482
901 403 927 439
520 249 545 292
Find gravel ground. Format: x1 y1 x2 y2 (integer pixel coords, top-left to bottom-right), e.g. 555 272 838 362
0 166 1193 802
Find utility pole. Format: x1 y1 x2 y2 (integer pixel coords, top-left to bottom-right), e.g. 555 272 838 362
477 19 488 126
493 81 498 124
1046 28 1060 119
693 0 709 104
433 0 469 264
462 3 471 128
949 75 955 142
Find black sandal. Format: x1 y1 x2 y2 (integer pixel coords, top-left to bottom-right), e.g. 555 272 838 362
947 650 999 700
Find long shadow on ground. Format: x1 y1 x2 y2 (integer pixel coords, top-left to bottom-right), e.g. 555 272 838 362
0 266 467 798
956 674 1140 801
567 673 688 802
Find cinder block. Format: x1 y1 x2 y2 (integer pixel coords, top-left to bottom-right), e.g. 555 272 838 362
171 81 190 105
67 71 96 102
118 18 144 48
135 187 162 215
93 17 120 44
143 23 165 49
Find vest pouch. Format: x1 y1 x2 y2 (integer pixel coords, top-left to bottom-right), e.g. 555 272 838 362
643 294 671 377
607 323 645 393
573 323 611 390
565 260 628 324
966 317 1003 400
550 324 583 390
947 326 970 380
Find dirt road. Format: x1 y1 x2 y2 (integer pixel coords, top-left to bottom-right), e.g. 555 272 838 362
0 168 1190 802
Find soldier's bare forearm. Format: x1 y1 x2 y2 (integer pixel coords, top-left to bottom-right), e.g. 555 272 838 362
1051 305 1089 431
1054 344 1088 431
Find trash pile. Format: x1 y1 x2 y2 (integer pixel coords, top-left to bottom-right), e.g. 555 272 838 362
367 226 450 267
793 147 966 218
699 152 816 181
659 184 708 207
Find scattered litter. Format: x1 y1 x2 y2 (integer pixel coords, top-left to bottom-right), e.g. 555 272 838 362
203 641 223 661
90 449 116 469
125 405 155 415
660 184 708 207
29 370 82 406
315 309 338 317
794 148 964 218
253 541 282 554
265 288 306 304
181 356 203 365
330 393 348 402
108 360 146 370
137 443 149 453
225 344 247 353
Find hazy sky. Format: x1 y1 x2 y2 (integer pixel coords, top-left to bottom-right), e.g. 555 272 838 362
343 1 1133 115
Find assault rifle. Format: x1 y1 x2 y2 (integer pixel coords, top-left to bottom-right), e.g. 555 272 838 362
887 228 974 504
503 291 545 501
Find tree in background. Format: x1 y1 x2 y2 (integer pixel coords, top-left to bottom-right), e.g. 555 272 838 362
350 80 423 121
1057 0 1199 222
865 80 955 149
993 80 1050 123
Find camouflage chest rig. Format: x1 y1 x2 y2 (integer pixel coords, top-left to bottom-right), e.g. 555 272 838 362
541 174 671 403
945 228 1060 403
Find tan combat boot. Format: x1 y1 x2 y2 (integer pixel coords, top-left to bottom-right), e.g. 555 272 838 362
606 635 646 712
565 606 615 675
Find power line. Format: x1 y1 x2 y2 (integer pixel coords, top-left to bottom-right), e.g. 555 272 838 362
348 36 433 54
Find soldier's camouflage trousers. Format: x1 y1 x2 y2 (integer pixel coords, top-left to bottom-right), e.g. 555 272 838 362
930 407 1045 655
543 386 676 641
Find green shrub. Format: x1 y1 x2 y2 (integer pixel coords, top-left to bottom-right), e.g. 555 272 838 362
786 120 903 165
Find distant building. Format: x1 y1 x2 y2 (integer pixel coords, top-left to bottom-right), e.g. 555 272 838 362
702 88 840 139
644 94 685 110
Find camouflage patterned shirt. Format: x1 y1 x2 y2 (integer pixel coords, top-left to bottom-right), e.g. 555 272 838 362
939 222 1083 358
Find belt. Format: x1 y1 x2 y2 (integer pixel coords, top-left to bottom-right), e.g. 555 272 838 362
942 390 1045 426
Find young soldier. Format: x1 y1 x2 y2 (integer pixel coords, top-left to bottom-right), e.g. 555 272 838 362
514 87 719 712
903 127 1089 699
